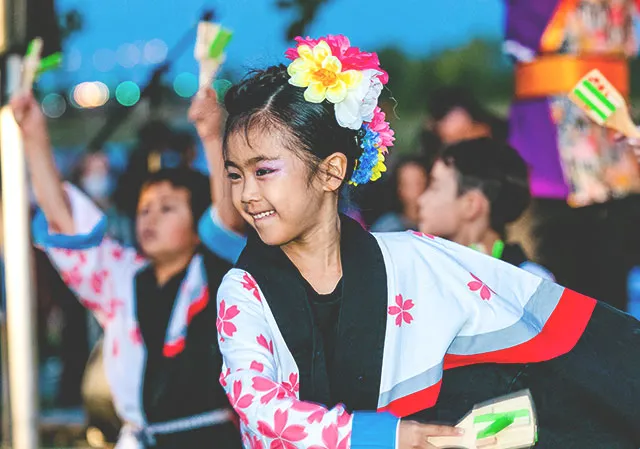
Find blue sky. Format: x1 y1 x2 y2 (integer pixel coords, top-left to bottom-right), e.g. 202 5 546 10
41 0 504 89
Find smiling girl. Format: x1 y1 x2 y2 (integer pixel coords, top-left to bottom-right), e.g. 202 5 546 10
215 35 640 449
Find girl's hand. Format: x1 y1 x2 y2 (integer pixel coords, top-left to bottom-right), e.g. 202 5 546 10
398 420 464 449
9 91 50 149
188 87 224 142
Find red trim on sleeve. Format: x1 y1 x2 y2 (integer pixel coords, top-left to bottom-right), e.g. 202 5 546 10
444 289 596 370
378 380 442 418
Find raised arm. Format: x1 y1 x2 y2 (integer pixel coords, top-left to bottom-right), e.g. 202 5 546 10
11 91 143 324
189 87 245 235
10 91 73 234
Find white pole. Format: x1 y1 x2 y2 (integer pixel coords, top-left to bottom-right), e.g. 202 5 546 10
0 53 39 449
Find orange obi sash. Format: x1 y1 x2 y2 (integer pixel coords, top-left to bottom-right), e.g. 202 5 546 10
515 55 629 100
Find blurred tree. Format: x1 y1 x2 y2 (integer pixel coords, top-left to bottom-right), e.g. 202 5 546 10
58 8 83 43
276 0 331 40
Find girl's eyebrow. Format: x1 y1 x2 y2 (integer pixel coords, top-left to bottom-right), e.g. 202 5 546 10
225 155 280 169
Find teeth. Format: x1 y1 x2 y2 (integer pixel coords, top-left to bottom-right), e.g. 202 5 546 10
253 210 275 219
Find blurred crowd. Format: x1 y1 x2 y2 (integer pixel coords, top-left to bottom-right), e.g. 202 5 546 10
1 83 639 426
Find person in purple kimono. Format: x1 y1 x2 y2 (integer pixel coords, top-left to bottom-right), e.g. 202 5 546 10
505 0 640 310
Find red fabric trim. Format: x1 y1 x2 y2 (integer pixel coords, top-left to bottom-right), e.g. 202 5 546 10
187 287 210 324
444 288 596 370
378 380 442 418
162 287 210 358
162 337 185 358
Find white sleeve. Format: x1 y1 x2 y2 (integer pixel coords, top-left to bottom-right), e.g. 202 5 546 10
217 268 399 449
32 183 144 325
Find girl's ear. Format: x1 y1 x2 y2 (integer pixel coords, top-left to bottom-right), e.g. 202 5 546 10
321 152 348 192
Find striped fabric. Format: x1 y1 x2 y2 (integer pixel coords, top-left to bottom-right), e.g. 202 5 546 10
572 78 618 123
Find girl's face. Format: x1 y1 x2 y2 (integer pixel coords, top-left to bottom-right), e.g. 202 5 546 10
136 181 200 261
225 129 328 247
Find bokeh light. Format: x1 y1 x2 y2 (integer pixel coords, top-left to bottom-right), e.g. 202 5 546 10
173 72 198 98
143 39 168 64
116 43 141 68
41 93 67 118
115 81 141 106
73 82 110 109
93 48 116 72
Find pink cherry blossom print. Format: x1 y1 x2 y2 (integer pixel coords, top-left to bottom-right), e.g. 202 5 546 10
257 409 307 449
257 335 275 354
411 230 435 239
468 273 494 301
336 405 350 428
248 433 264 449
91 270 108 295
112 339 119 357
220 368 231 387
105 299 125 321
61 267 82 289
134 254 145 264
250 361 265 373
79 298 103 315
228 380 254 425
78 252 87 266
252 377 290 404
242 273 262 302
309 424 351 449
282 373 299 396
56 248 75 258
291 401 326 424
129 327 143 345
112 247 124 260
217 300 240 342
388 294 415 326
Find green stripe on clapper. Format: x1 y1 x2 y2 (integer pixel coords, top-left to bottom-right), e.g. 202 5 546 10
574 89 608 121
474 409 529 424
208 29 233 59
25 39 38 57
476 415 515 440
582 80 617 113
474 409 530 440
37 52 62 75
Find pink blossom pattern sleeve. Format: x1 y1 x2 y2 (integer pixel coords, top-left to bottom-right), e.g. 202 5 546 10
217 268 399 449
32 183 144 325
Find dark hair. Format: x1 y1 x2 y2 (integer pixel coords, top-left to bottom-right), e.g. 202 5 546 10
429 86 508 143
439 138 530 236
140 168 211 229
222 64 363 186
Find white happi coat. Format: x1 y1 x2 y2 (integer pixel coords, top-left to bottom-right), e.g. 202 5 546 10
216 230 595 449
33 185 212 428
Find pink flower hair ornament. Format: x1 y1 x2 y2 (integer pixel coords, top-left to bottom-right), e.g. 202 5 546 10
285 34 394 185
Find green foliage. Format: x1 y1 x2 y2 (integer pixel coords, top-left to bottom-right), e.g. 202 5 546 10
276 0 332 40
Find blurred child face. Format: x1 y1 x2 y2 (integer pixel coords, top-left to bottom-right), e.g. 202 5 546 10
417 160 466 238
436 108 490 144
80 153 112 202
225 129 329 247
136 182 200 261
397 163 428 209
